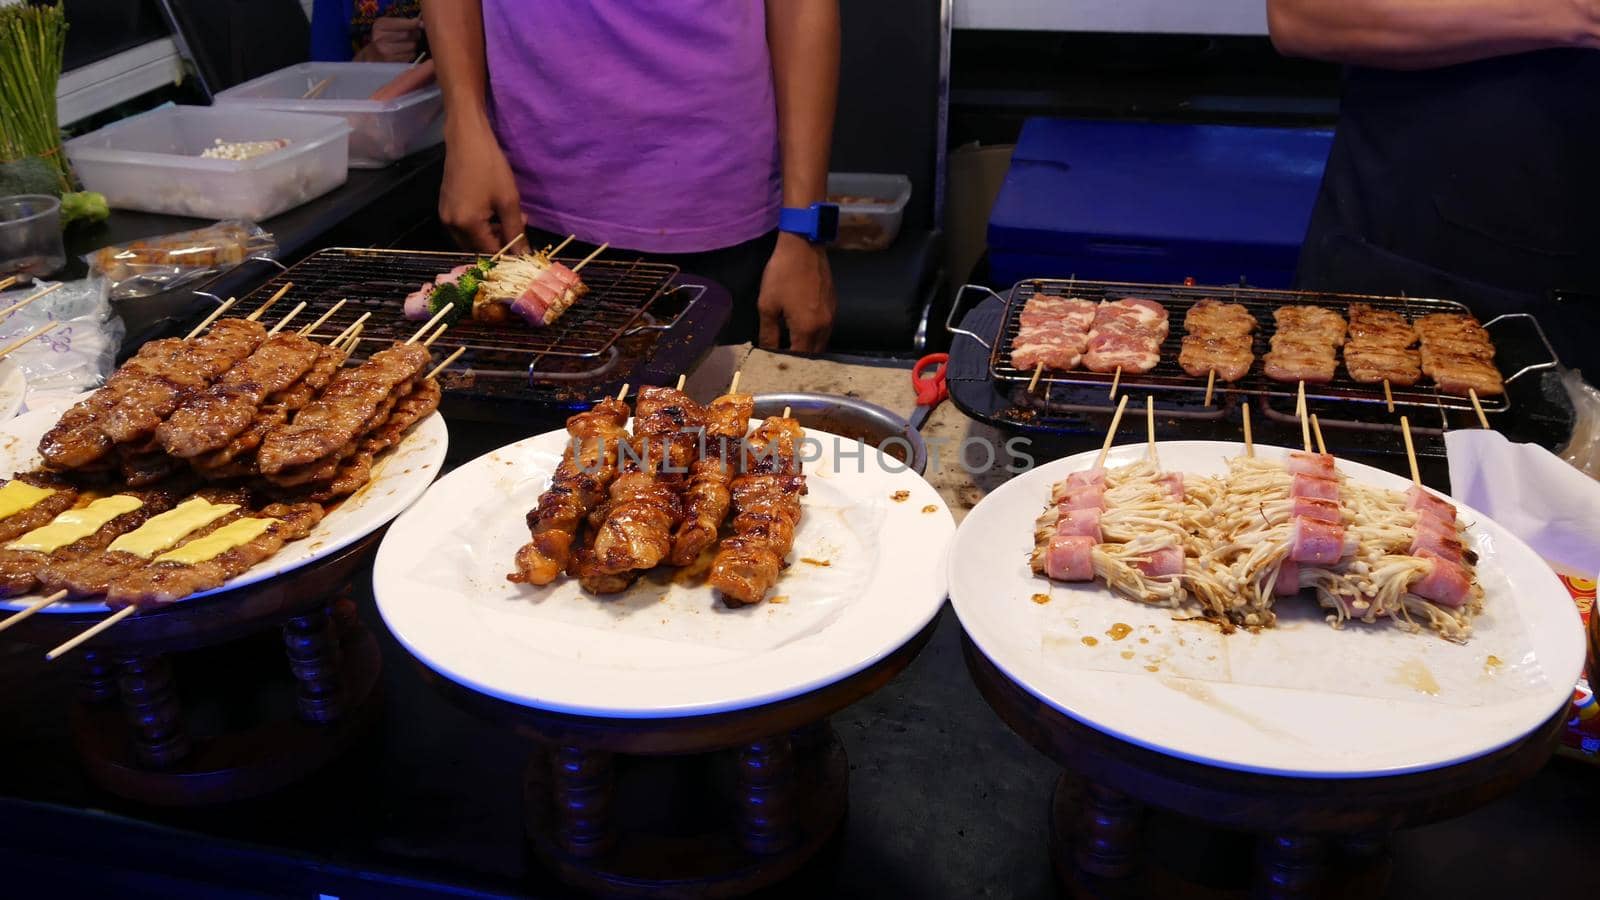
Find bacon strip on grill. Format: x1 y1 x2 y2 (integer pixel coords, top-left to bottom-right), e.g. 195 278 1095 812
256 342 431 475
1083 298 1168 374
510 396 632 585
1415 313 1503 396
1179 300 1257 382
156 332 320 459
669 391 755 566
105 502 325 608
708 415 807 606
40 319 268 470
1010 295 1097 372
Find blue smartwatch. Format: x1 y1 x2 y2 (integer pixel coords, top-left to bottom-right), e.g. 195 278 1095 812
778 202 840 243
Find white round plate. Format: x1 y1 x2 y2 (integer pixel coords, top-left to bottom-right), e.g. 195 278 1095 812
0 402 448 613
949 440 1586 778
374 425 955 718
0 359 25 422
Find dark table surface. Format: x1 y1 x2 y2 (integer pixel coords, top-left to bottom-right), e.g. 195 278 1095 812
0 150 1593 898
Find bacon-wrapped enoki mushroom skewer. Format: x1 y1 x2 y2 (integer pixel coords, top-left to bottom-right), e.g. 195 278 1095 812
708 413 807 607
509 393 632 585
669 386 754 566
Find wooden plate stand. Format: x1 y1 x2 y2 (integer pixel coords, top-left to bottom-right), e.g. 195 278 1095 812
7 533 385 806
963 635 1565 899
421 620 937 899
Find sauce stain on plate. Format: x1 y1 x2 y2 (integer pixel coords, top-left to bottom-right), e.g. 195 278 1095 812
1161 677 1304 741
1392 657 1442 696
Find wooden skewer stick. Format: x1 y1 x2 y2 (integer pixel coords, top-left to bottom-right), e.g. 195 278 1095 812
411 50 427 65
424 346 467 381
1469 388 1489 429
1028 362 1045 393
782 405 792 419
616 382 630 401
0 321 61 361
1400 415 1422 487
728 371 742 395
407 303 455 344
1310 414 1327 455
0 275 15 292
46 605 139 660
550 235 576 258
491 233 526 262
330 312 372 348
341 334 363 356
1242 401 1254 458
0 282 62 321
1297 381 1312 453
675 374 687 391
245 282 294 322
1095 394 1131 469
423 321 450 347
1145 395 1159 467
572 242 609 273
297 299 348 336
265 301 307 336
1108 366 1122 400
1203 369 1216 407
1383 379 1394 413
303 77 331 100
184 297 239 340
0 590 68 635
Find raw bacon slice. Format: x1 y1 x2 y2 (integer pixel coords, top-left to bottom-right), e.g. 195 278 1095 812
1405 486 1456 523
1158 472 1184 500
1274 559 1302 596
1292 473 1340 501
1290 516 1346 565
1065 468 1106 490
402 283 432 320
1287 451 1336 478
1408 550 1474 608
1059 483 1108 510
1135 545 1184 577
1055 507 1103 542
1010 294 1096 372
1292 496 1341 524
1044 534 1096 581
1409 530 1466 564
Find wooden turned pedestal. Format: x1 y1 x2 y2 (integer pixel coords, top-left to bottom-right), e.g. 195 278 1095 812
423 620 936 899
10 534 385 806
964 636 1564 899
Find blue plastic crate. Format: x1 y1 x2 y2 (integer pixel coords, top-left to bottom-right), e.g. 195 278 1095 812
987 118 1333 289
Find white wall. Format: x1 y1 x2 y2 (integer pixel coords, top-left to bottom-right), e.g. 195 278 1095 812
955 0 1269 36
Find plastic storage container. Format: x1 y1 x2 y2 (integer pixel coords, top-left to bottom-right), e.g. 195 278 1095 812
0 195 65 277
215 62 444 169
65 106 350 221
827 172 911 251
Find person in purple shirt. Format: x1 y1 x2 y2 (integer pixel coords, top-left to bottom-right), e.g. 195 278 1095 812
421 0 840 350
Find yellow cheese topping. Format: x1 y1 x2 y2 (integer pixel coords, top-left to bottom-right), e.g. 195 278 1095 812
0 481 56 520
155 517 277 565
7 495 143 553
107 498 241 559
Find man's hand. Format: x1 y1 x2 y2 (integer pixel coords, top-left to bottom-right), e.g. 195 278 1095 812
439 120 525 253
757 232 835 352
357 16 423 63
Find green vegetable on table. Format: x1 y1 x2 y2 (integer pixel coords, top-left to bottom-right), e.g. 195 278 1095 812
60 190 108 227
0 3 71 192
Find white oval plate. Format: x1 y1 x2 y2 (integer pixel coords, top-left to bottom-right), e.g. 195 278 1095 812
0 359 25 422
949 440 1586 778
374 425 955 718
0 402 448 613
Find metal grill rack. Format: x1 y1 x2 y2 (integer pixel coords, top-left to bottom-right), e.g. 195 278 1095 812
949 279 1559 421
236 247 688 385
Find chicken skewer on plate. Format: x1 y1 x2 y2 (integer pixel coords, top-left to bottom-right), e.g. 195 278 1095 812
708 411 808 607
669 380 755 566
588 385 706 577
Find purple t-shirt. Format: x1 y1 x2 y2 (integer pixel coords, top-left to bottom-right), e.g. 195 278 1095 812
482 1 781 254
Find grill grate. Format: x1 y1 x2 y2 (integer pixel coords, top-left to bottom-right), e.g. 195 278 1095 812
236 247 681 381
974 279 1560 418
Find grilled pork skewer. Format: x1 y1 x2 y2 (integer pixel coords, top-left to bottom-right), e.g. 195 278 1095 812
708 414 808 606
589 386 705 576
295 377 443 502
509 395 632 585
39 489 252 597
191 340 352 479
0 474 80 543
105 502 324 608
156 331 321 459
668 390 755 566
0 486 187 597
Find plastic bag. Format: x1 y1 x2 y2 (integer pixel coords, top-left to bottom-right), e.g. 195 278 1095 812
0 278 123 409
1558 369 1600 478
85 220 276 301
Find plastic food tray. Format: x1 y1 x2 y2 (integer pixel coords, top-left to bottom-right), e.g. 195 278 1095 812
65 106 350 220
827 172 911 251
215 62 443 169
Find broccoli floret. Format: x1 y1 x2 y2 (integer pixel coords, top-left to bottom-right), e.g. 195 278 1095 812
60 191 109 228
427 282 466 323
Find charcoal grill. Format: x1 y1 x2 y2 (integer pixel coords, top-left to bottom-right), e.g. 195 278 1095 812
232 247 728 420
944 279 1574 466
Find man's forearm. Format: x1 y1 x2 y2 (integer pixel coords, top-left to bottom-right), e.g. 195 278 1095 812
421 0 491 133
766 0 840 207
1267 0 1599 69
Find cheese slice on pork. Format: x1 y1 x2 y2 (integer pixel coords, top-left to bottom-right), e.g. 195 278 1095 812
155 517 277 565
108 498 241 559
7 495 143 553
0 481 57 520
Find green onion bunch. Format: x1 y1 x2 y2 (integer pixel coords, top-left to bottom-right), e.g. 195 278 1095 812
0 2 72 192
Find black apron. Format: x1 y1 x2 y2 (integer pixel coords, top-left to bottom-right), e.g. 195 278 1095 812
1295 49 1600 366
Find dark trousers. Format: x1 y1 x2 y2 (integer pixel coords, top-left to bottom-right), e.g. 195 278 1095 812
524 227 776 345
